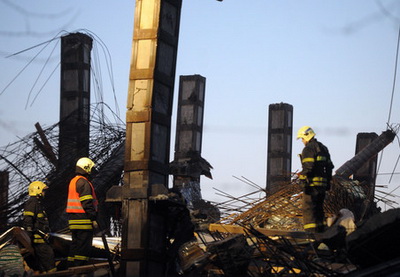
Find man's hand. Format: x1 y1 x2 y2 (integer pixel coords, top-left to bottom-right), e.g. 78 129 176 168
37 229 50 243
92 220 103 236
92 220 99 230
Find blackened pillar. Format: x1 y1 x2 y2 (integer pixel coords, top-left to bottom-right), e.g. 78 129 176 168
266 103 293 195
59 33 93 170
170 75 212 206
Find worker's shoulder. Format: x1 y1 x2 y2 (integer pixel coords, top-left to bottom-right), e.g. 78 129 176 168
303 139 321 154
25 196 37 203
75 175 93 192
315 139 331 152
303 140 317 150
75 175 89 184
308 138 327 148
24 196 38 209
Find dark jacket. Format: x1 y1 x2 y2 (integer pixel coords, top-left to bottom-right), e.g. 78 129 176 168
23 196 50 242
299 138 334 187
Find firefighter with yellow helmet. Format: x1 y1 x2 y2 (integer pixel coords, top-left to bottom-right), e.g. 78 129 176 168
23 181 56 273
297 126 334 233
66 157 98 267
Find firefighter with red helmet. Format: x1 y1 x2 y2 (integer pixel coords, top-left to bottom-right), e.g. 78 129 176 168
66 157 98 267
23 181 56 273
297 126 334 233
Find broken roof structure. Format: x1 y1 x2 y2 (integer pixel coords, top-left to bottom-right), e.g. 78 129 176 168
0 4 399 273
0 104 399 275
0 103 125 233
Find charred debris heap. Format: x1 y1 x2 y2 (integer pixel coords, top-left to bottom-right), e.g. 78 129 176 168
2 97 400 276
1 27 400 277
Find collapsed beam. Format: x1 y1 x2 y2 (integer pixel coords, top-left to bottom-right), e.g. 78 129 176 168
335 129 396 178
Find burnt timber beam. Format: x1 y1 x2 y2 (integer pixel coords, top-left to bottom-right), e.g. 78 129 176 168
170 75 212 204
58 33 92 171
266 103 293 195
209 223 318 240
335 130 396 178
112 0 183 276
34 122 58 167
0 171 9 228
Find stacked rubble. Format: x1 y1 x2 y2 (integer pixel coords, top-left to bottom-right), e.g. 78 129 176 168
0 103 125 233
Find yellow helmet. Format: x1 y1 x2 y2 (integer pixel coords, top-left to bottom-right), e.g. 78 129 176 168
297 126 316 142
76 157 95 174
28 181 48 197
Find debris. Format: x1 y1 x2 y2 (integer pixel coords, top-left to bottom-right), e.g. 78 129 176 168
347 208 400 268
0 243 25 277
0 103 125 233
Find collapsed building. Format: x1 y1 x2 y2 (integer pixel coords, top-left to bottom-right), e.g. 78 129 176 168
0 33 126 235
2 100 398 276
2 1 400 276
2 67 400 277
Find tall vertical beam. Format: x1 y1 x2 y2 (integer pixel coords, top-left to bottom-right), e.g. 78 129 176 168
121 0 182 275
174 75 206 162
0 171 9 229
59 33 93 170
46 33 93 231
266 103 293 195
354 133 378 197
171 75 210 205
353 132 379 220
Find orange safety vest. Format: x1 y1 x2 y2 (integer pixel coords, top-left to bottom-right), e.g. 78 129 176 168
66 176 98 214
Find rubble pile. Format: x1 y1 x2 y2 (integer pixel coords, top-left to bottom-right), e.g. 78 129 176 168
0 103 125 232
1 122 400 275
192 173 398 276
215 175 376 231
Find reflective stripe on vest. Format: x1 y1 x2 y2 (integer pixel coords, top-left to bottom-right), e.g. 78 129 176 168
68 219 93 230
302 155 330 164
310 177 328 186
23 211 35 217
304 223 317 230
33 233 45 244
66 176 98 213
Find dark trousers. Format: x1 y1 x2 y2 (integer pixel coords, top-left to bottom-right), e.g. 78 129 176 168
303 186 326 233
33 243 56 272
69 229 93 267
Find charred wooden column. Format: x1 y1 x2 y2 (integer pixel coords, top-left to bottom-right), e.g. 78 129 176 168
266 103 293 195
58 33 92 170
34 122 58 167
336 130 396 178
118 1 182 275
45 33 93 231
352 132 380 220
354 133 378 196
0 171 9 228
170 75 212 205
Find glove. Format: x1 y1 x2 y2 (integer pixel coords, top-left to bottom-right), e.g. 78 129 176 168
92 220 99 230
92 220 103 236
36 229 50 243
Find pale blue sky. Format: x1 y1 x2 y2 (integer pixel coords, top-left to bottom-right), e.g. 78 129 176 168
1 0 400 209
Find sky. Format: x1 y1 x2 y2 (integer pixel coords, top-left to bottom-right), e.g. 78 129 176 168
1 0 400 210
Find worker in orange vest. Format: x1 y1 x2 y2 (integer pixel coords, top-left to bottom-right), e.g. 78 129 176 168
66 157 98 267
